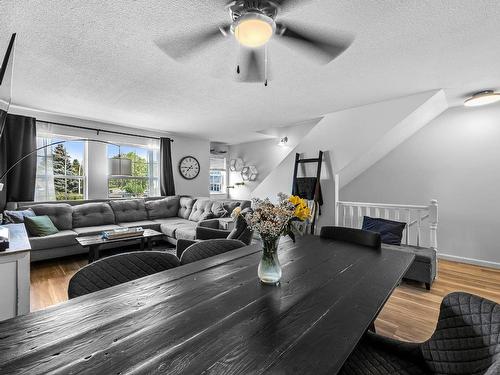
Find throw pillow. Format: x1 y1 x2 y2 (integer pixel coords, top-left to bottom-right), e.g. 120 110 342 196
223 202 240 217
227 212 250 240
24 216 59 237
211 201 228 218
362 216 406 246
4 208 36 224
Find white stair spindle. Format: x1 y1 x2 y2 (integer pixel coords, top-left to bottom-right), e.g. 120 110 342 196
349 206 354 228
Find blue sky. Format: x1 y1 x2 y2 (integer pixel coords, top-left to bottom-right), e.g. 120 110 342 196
55 140 149 163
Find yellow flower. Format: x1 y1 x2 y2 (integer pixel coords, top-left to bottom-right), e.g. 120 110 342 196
294 205 311 221
289 195 301 205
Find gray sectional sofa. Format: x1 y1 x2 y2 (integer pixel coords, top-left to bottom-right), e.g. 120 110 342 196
7 196 251 262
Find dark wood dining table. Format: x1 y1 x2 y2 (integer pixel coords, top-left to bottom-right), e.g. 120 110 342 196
0 235 414 375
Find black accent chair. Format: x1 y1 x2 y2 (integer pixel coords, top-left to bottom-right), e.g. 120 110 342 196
179 239 246 265
177 210 253 258
68 251 180 299
340 292 500 375
320 226 382 249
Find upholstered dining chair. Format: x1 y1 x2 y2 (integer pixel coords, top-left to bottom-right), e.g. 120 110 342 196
320 226 381 249
68 251 180 299
340 292 500 375
179 239 246 265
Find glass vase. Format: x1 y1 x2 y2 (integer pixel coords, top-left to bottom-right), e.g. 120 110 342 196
258 235 282 285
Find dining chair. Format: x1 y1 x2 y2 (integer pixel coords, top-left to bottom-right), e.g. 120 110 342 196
320 226 381 249
340 292 500 375
179 239 246 265
68 251 180 299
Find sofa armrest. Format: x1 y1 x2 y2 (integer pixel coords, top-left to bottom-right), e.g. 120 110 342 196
196 226 230 240
176 239 198 258
198 219 220 229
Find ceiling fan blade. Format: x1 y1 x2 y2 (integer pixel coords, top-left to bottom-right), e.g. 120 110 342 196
235 48 269 83
156 25 231 61
275 0 317 14
276 23 354 64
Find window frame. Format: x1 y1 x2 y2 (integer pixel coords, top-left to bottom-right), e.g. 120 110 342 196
209 157 227 195
107 145 159 198
35 137 87 201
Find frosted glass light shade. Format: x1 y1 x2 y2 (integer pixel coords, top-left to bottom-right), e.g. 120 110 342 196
234 14 275 48
464 91 500 107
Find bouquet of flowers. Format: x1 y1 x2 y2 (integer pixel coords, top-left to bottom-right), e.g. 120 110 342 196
244 193 312 242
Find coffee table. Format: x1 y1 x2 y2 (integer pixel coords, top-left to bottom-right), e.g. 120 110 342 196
76 228 163 263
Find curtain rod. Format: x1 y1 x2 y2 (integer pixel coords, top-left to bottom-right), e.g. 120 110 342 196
39 120 173 142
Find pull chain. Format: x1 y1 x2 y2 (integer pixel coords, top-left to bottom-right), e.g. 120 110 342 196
236 28 241 74
264 43 268 87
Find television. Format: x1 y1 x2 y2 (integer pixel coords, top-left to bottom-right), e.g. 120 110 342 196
0 33 16 139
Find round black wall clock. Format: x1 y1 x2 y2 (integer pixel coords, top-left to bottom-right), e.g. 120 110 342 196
178 156 200 180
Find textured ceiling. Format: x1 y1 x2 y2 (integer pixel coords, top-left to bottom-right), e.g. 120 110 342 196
1 0 500 143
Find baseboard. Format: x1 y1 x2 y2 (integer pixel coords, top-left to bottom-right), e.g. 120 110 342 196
438 253 500 269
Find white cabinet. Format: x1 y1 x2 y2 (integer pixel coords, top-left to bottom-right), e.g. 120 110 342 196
0 224 31 321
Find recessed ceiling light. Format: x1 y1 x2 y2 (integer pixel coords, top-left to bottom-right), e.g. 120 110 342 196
233 13 275 48
464 91 500 107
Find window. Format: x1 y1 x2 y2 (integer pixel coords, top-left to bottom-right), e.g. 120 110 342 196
209 157 227 194
107 144 159 198
35 138 86 201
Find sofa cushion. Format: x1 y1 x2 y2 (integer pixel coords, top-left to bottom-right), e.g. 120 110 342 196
3 208 36 224
362 216 406 245
29 230 78 251
145 196 180 220
174 225 197 240
178 197 196 219
24 216 59 237
223 201 241 217
211 201 228 218
30 203 73 230
158 218 196 238
118 220 161 231
72 202 116 228
188 200 214 222
73 224 123 237
109 199 148 223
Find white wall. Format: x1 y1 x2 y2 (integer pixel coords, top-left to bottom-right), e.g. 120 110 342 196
172 136 210 197
341 103 500 266
250 91 443 229
228 119 320 200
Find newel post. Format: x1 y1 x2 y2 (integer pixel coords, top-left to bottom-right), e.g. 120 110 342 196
429 199 438 252
334 174 340 226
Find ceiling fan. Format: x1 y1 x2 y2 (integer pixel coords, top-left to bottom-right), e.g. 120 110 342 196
157 0 354 85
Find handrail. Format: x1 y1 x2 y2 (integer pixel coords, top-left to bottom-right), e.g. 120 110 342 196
337 201 428 210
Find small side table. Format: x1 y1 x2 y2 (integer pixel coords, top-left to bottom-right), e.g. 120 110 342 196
0 224 31 321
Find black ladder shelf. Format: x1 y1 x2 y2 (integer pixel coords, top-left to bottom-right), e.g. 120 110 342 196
292 151 323 234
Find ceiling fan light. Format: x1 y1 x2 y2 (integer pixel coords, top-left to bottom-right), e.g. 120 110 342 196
464 91 500 107
234 14 275 48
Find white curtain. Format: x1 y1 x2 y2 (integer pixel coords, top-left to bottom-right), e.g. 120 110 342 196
34 137 56 201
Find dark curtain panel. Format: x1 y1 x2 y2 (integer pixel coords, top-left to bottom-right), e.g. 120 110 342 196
0 114 37 210
160 137 175 196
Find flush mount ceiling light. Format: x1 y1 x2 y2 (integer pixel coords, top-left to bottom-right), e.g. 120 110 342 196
233 13 275 48
464 91 500 107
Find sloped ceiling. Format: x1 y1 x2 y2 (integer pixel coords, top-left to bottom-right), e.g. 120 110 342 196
1 0 499 143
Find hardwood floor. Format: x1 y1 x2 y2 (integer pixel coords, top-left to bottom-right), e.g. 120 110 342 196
30 255 500 343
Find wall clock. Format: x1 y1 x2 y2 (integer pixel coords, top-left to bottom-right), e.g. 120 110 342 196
178 156 200 180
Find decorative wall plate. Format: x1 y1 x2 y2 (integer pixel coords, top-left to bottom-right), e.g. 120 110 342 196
241 165 258 181
229 158 244 172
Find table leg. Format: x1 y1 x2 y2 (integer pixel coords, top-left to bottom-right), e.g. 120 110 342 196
146 237 152 250
140 238 145 251
88 245 100 263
